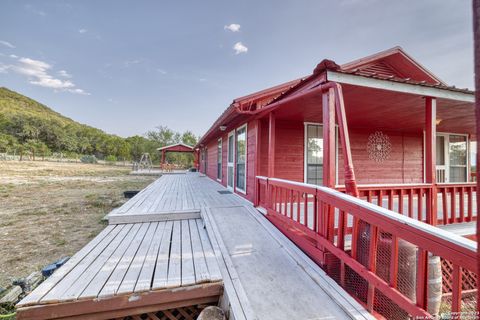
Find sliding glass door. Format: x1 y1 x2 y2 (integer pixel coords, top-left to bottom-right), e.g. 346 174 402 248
236 125 247 192
227 131 234 189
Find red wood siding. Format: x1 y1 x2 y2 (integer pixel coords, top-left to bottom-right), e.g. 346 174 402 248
206 140 218 180
273 120 304 182
338 129 423 185
259 119 269 176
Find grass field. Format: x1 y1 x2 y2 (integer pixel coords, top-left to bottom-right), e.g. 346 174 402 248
0 160 157 288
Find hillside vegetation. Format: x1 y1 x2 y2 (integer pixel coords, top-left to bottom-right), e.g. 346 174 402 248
0 87 197 165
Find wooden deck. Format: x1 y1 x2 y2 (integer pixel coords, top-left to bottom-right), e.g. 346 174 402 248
18 173 371 320
17 218 222 319
108 173 241 224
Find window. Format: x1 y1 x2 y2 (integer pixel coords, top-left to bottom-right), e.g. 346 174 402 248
227 131 235 189
449 135 467 182
436 134 469 183
236 125 247 192
305 124 324 185
217 139 222 180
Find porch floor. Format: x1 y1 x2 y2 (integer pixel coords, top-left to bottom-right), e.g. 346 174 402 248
17 173 370 320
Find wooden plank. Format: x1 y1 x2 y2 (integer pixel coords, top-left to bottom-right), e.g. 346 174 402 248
166 220 182 288
189 219 210 284
80 224 141 299
98 223 150 298
181 220 196 286
117 223 158 294
59 224 133 301
108 210 201 225
40 225 124 303
134 221 167 293
196 219 222 281
152 221 174 290
17 283 222 320
18 225 116 306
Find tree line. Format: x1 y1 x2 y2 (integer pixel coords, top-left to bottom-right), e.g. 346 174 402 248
0 87 198 166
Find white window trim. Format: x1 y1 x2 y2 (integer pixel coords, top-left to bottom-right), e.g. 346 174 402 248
235 123 248 194
303 122 339 186
217 138 222 182
435 132 470 183
227 130 235 190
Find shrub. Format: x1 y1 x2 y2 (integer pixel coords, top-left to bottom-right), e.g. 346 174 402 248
105 155 117 163
80 155 97 164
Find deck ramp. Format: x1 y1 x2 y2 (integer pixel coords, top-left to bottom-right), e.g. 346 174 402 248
204 206 372 320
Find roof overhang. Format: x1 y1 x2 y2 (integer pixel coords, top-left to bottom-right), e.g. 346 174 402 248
157 143 194 152
327 71 474 103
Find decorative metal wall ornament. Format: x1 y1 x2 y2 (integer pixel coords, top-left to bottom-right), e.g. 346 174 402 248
367 131 392 162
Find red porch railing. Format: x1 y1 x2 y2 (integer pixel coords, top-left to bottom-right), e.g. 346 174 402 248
437 183 477 225
336 183 477 226
255 176 477 319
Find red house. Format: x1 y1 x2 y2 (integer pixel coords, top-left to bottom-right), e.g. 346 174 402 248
197 46 475 223
196 47 477 316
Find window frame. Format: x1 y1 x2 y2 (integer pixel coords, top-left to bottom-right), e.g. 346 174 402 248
435 132 470 183
235 123 248 194
226 130 235 190
217 138 222 181
303 122 338 186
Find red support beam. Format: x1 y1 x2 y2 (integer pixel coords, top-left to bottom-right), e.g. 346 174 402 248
268 112 276 177
473 0 480 313
161 150 166 164
254 119 261 206
425 97 437 225
322 88 336 188
332 83 359 197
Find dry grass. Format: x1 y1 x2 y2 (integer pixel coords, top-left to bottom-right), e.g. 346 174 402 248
0 160 157 288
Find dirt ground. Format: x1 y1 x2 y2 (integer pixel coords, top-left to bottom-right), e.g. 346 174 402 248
0 160 157 288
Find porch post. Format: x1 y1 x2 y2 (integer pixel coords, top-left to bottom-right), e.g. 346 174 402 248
333 83 359 197
254 119 261 206
425 97 437 225
322 88 336 250
161 150 166 164
322 89 336 189
268 112 275 177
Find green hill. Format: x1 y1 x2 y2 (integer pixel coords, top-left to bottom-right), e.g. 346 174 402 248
0 87 197 165
0 87 131 160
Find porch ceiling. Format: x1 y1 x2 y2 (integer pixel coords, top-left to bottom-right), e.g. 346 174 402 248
271 84 475 136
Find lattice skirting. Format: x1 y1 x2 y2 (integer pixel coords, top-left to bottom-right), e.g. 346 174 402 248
112 303 214 320
441 258 477 293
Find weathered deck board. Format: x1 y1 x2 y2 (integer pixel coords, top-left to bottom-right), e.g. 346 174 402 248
107 173 241 224
152 220 174 290
18 217 221 307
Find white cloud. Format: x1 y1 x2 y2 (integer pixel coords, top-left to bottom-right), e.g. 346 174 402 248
78 28 87 34
224 23 241 32
58 70 72 78
0 41 15 49
123 59 141 67
157 68 167 74
9 54 18 58
5 56 89 95
233 42 248 54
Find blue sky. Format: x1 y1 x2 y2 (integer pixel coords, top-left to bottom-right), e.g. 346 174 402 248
0 0 474 137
